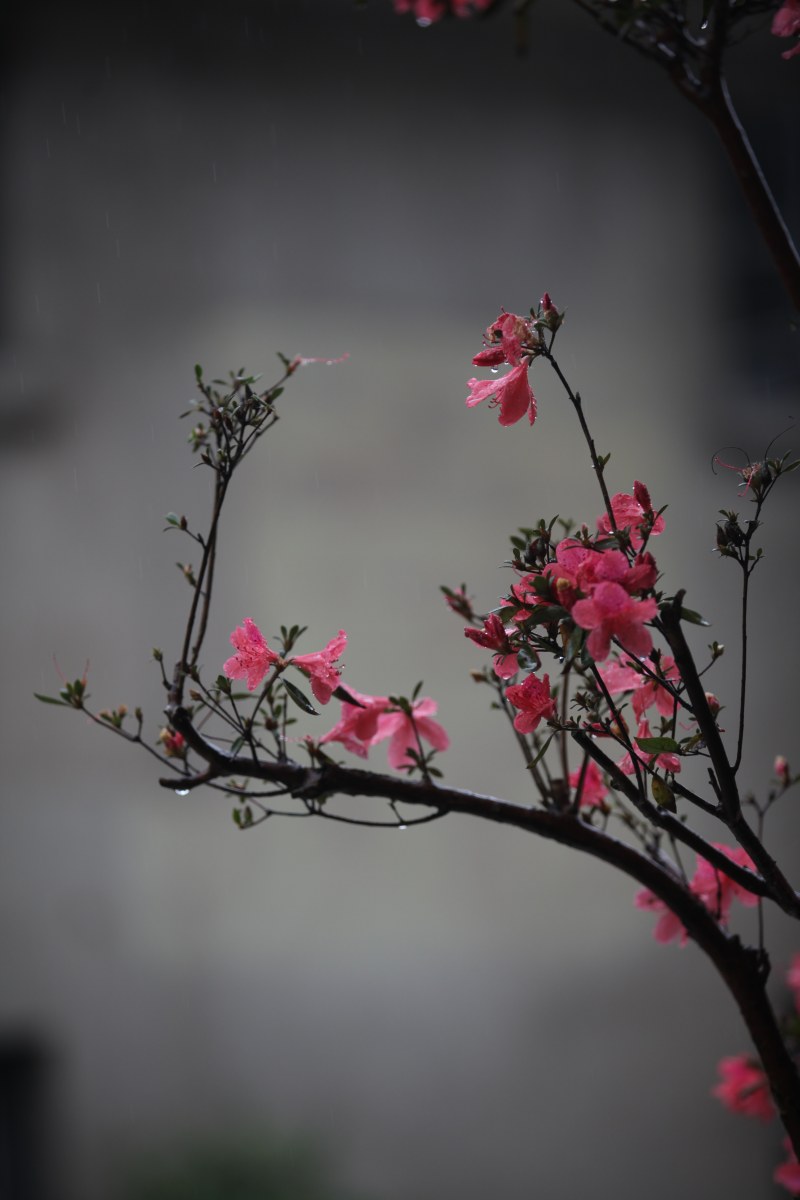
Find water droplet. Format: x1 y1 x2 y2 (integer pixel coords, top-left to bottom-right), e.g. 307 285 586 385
490 366 499 375
416 17 433 26
398 823 408 830
701 18 708 29
175 788 190 796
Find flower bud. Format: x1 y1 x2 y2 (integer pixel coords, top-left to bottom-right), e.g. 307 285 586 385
775 755 791 787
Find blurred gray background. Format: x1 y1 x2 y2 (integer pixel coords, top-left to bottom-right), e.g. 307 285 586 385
2 1 799 1197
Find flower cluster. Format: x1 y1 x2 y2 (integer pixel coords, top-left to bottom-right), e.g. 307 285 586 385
503 493 663 665
223 620 448 771
634 843 758 946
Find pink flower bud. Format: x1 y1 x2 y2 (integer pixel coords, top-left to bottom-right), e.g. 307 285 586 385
633 480 652 513
775 755 791 787
704 693 721 717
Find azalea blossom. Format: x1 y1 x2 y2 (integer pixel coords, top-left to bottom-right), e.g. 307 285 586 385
773 0 800 58
634 889 688 946
505 672 557 734
320 689 391 758
464 613 519 678
292 630 347 705
597 490 665 551
775 1140 800 1194
465 362 537 426
636 844 758 944
223 618 282 691
375 697 450 770
572 582 658 662
568 758 609 809
712 1056 775 1122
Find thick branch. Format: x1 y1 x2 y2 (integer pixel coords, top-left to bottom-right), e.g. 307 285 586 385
163 702 800 1146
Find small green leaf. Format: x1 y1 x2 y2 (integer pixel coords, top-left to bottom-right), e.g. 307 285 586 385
194 364 203 380
680 607 711 627
282 678 318 715
34 692 69 706
651 776 677 812
528 732 555 769
164 513 180 527
635 736 680 754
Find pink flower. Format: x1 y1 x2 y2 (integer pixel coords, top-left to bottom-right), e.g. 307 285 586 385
636 843 758 944
597 490 665 550
291 630 347 705
568 759 609 809
465 362 537 426
776 755 792 787
223 618 281 691
572 582 658 662
320 689 391 758
374 697 450 770
775 1140 800 1194
712 1056 775 1122
464 613 519 678
505 672 557 734
634 889 688 946
631 656 680 720
691 843 758 919
773 0 800 58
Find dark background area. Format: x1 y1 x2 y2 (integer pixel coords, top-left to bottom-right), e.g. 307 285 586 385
2 2 798 1197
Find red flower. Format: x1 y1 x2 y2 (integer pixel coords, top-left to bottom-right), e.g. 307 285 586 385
572 582 658 662
775 1139 800 1193
320 689 391 758
465 362 537 427
464 613 519 678
597 490 665 550
223 618 281 691
712 1056 775 1122
773 0 800 58
505 672 557 734
291 630 347 705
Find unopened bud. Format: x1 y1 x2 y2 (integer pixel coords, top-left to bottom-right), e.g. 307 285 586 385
704 692 721 717
651 776 676 812
633 480 652 513
775 755 791 787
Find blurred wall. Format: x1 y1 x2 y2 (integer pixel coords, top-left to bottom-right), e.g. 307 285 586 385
2 2 799 1198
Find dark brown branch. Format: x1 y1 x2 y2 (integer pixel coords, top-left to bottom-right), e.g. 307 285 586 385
162 702 800 1149
658 594 800 916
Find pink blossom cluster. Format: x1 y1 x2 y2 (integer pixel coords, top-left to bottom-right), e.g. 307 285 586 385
773 0 800 58
465 299 562 426
393 0 494 24
223 620 448 770
504 491 663 664
634 843 758 946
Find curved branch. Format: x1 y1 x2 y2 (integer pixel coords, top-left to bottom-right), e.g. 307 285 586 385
162 702 800 1147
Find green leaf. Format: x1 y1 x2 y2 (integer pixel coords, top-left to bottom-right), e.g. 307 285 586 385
635 736 680 754
680 607 711 627
194 363 203 380
34 692 69 706
282 678 318 715
528 732 555 769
